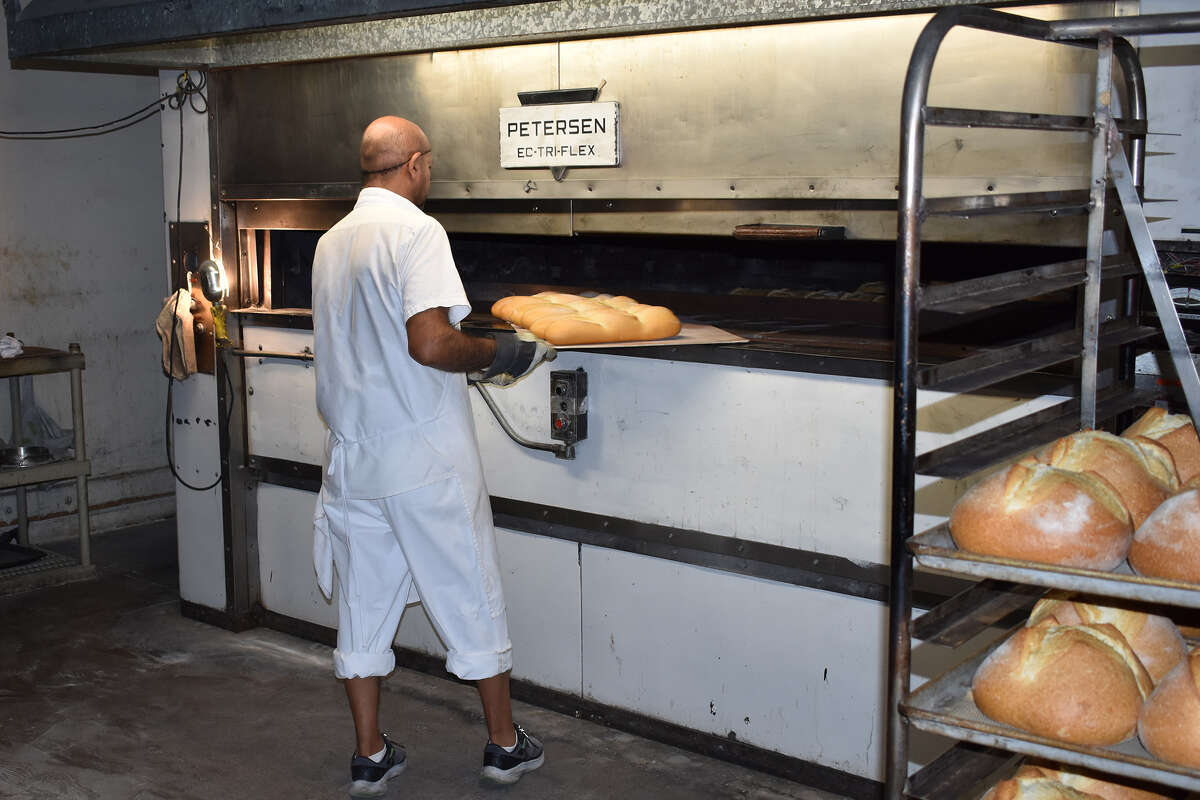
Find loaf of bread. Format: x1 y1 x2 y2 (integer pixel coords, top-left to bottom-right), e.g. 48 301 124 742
949 459 1133 570
1040 431 1179 528
490 292 682 345
1128 489 1200 583
1012 765 1173 800
972 623 1153 745
1123 408 1200 484
1027 597 1186 685
982 776 1103 800
1138 648 1200 768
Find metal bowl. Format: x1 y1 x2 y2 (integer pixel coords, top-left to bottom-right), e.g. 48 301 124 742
0 445 52 468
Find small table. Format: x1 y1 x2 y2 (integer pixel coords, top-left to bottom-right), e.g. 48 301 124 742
1 343 92 569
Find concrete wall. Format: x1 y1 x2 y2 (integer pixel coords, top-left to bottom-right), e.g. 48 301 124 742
1141 0 1200 242
0 12 173 542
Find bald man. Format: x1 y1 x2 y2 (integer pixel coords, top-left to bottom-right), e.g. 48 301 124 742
311 116 551 797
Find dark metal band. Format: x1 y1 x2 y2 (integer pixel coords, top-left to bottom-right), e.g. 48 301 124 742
247 454 966 607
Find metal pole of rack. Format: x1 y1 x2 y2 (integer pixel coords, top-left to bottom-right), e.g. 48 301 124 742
69 343 90 568
1113 39 1148 393
887 7 1053 798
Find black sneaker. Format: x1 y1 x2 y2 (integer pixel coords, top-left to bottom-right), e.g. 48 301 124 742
481 723 545 785
348 733 407 798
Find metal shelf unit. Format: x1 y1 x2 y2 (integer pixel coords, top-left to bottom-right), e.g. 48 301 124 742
885 7 1200 799
0 344 92 585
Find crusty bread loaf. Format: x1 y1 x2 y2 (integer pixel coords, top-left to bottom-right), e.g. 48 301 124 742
1128 489 1200 583
1123 408 1200 484
490 292 682 345
972 623 1153 745
1040 431 1179 529
1027 597 1187 685
982 776 1104 800
949 459 1133 570
1013 765 1172 800
1138 648 1200 768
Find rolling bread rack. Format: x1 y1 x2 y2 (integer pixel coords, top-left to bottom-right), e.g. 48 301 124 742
885 7 1200 799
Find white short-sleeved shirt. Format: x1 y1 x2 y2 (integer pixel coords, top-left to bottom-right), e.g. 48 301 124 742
312 187 481 500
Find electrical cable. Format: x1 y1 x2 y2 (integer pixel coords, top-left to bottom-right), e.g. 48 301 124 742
0 71 207 140
0 92 171 137
163 70 223 492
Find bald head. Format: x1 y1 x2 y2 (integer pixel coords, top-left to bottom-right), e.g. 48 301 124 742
360 116 433 204
360 116 429 174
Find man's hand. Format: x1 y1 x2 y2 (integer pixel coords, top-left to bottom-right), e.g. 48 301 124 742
469 330 556 386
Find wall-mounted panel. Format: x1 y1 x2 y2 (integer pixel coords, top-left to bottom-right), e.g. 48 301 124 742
241 326 326 465
581 545 888 779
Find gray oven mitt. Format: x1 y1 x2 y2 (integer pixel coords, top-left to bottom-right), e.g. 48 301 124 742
469 330 556 386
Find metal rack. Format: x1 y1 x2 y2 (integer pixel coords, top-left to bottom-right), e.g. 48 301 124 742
885 7 1200 799
0 343 94 593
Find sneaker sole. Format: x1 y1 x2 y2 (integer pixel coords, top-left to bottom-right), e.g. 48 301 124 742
348 761 407 798
480 753 545 785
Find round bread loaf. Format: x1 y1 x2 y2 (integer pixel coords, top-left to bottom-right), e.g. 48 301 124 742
490 292 682 345
1040 431 1179 529
1128 489 1200 584
982 776 1104 800
1138 648 1200 768
1027 597 1186 685
972 623 1153 745
1013 765 1172 800
949 459 1133 570
1123 407 1200 484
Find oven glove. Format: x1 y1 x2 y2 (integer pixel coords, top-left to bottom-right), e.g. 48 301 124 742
469 330 556 387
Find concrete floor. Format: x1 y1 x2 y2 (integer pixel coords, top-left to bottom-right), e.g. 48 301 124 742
0 521 847 800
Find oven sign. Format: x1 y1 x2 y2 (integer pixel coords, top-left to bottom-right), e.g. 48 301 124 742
499 101 620 169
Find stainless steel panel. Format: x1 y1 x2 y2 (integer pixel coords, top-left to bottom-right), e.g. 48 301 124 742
218 4 1110 198
910 524 1200 609
216 43 560 188
48 0 1079 71
555 9 1102 190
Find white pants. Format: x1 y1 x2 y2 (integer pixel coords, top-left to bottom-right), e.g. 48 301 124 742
318 473 512 681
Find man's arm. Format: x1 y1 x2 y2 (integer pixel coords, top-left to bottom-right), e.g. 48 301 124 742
406 307 496 372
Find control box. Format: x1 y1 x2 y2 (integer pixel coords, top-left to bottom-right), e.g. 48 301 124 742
550 368 588 445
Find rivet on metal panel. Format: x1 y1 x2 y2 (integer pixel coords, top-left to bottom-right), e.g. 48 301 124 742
729 185 736 191
248 387 254 395
986 184 995 192
809 184 816 191
587 185 593 191
655 185 662 191
523 180 537 193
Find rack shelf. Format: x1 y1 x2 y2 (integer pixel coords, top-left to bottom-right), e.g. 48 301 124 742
904 636 1200 794
910 525 1200 610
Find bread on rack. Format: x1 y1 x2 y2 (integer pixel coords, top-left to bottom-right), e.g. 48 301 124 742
972 622 1154 746
1138 647 1200 768
1039 431 1179 529
1027 596 1187 685
1012 765 1173 800
981 776 1104 800
490 292 682 345
1128 488 1200 583
1122 408 1200 484
949 459 1133 570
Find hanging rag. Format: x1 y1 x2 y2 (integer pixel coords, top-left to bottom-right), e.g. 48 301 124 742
0 335 23 358
155 289 197 380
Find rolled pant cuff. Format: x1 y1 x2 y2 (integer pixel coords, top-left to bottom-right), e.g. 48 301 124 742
446 647 513 681
334 648 396 679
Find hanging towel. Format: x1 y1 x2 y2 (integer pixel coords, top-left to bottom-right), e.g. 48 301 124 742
155 289 197 380
0 335 22 358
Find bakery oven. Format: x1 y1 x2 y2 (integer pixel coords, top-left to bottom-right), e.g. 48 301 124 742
199 4 1128 792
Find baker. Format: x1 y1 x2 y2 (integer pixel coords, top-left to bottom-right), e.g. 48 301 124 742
310 115 554 797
